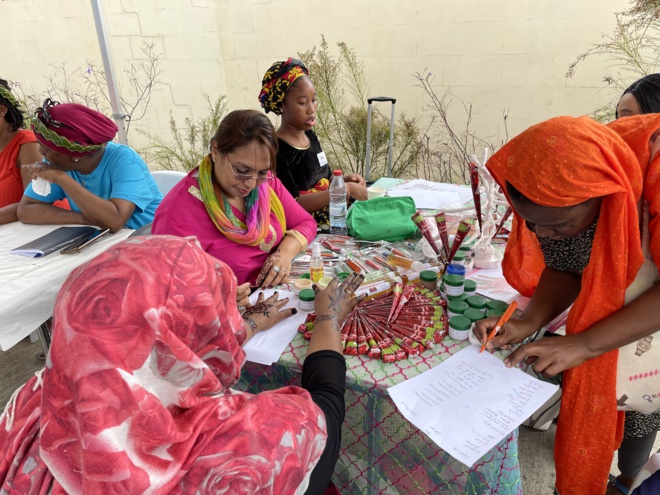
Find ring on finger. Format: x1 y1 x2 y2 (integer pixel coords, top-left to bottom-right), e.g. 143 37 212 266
272 265 281 274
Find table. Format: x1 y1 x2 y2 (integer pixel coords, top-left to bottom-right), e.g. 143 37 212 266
238 334 523 495
0 222 133 351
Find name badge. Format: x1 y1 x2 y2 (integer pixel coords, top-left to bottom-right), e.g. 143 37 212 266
317 151 328 167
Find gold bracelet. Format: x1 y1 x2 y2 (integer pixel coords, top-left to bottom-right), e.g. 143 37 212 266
285 229 308 252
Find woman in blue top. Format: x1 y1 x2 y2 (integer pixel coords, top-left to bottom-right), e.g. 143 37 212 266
18 99 161 232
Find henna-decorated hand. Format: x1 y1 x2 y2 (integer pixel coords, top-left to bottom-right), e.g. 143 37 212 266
313 272 366 328
236 282 252 313
242 291 297 334
256 249 293 288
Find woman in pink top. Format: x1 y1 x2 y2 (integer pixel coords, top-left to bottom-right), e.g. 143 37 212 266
153 109 316 287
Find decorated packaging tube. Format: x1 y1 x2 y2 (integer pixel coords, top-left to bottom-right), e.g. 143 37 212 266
411 211 442 258
492 206 513 239
434 212 451 260
446 220 472 266
469 162 483 232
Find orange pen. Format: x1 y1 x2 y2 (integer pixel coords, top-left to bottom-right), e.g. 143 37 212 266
479 300 518 353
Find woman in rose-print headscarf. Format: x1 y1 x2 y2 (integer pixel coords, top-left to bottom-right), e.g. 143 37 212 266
0 235 364 495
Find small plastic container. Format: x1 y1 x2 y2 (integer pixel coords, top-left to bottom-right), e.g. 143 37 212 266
446 292 468 303
419 270 438 291
299 289 315 311
299 273 311 280
447 300 469 318
466 295 488 316
486 309 505 318
463 307 486 323
449 315 472 341
452 251 466 266
446 263 467 277
294 278 313 294
318 277 333 290
458 245 472 261
487 299 509 312
337 272 350 281
443 274 465 296
463 279 477 296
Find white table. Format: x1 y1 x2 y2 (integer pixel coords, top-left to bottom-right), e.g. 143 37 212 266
0 223 133 351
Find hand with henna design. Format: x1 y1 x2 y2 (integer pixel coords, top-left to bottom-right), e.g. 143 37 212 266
241 291 297 343
255 249 294 288
236 282 252 313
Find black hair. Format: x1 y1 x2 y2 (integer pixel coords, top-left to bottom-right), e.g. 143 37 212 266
616 73 660 118
0 79 26 131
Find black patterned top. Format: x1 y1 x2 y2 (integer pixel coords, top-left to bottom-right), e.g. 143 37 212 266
530 218 660 438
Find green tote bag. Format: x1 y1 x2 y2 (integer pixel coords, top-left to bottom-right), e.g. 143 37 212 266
346 196 417 241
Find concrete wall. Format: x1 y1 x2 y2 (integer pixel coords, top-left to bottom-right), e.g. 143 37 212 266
0 0 629 163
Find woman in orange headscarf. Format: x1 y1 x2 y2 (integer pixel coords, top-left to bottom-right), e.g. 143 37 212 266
475 114 660 495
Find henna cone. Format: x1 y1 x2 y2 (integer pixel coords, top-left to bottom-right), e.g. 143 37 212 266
412 211 442 259
492 206 512 239
434 212 450 260
469 162 482 232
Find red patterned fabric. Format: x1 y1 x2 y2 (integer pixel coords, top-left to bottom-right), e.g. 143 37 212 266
0 235 326 494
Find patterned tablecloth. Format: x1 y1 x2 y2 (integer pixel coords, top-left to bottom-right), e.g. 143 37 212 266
237 330 523 494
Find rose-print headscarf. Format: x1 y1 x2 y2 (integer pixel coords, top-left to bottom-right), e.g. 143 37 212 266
0 235 326 494
487 114 660 495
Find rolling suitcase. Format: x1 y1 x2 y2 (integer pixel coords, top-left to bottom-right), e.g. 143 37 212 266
365 96 396 181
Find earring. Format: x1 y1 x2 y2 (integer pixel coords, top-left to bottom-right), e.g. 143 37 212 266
72 157 79 163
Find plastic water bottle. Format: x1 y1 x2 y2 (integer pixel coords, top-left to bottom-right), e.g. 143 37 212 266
329 170 347 233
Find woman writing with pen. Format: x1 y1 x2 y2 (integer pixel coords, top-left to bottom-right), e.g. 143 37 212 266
474 114 660 495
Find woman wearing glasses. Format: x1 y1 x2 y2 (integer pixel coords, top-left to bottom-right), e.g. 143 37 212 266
152 109 316 288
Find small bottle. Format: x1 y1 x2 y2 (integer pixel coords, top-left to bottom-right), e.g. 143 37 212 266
463 279 478 297
419 270 438 291
449 315 472 341
443 274 465 297
310 244 323 283
386 254 414 270
329 170 348 234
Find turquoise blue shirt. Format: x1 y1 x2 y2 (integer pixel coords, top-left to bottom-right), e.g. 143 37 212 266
24 142 162 229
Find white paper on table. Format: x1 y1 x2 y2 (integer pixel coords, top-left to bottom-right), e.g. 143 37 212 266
242 289 307 365
387 189 461 210
388 179 473 206
388 345 559 467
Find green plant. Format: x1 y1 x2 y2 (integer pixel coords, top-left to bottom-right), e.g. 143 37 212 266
12 42 161 134
566 0 660 120
298 37 423 181
414 70 509 184
138 94 228 172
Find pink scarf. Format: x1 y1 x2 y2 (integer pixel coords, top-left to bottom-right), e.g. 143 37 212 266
0 236 326 494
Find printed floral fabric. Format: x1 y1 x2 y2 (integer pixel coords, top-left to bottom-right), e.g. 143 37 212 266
0 235 326 494
487 114 660 495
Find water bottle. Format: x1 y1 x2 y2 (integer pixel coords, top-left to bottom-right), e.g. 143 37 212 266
329 170 347 233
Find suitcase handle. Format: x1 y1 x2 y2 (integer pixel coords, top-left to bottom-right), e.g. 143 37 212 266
367 96 396 104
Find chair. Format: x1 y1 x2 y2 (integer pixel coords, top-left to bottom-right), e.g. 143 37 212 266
151 170 186 196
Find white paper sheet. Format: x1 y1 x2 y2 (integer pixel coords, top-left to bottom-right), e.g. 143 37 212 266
387 179 473 209
388 345 559 467
242 289 307 365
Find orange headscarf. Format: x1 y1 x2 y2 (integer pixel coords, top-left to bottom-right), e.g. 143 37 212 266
487 114 660 495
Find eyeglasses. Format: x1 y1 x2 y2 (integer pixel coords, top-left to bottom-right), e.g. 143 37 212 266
225 152 273 184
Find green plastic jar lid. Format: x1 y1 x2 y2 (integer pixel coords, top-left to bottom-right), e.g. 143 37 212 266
466 295 488 309
299 289 316 302
447 300 469 313
463 279 477 292
449 315 472 331
452 251 466 261
446 293 468 302
443 274 464 287
459 245 471 253
486 309 505 318
337 272 350 281
420 270 438 282
486 299 509 311
464 308 486 322
300 273 311 279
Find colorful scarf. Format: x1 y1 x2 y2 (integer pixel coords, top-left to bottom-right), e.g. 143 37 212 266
198 155 286 246
31 99 117 157
487 114 660 495
0 236 327 494
259 58 309 115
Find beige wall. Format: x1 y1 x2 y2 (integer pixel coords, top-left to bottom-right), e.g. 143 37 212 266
1 0 630 162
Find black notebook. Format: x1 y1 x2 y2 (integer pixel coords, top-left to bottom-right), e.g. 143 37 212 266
11 226 100 258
